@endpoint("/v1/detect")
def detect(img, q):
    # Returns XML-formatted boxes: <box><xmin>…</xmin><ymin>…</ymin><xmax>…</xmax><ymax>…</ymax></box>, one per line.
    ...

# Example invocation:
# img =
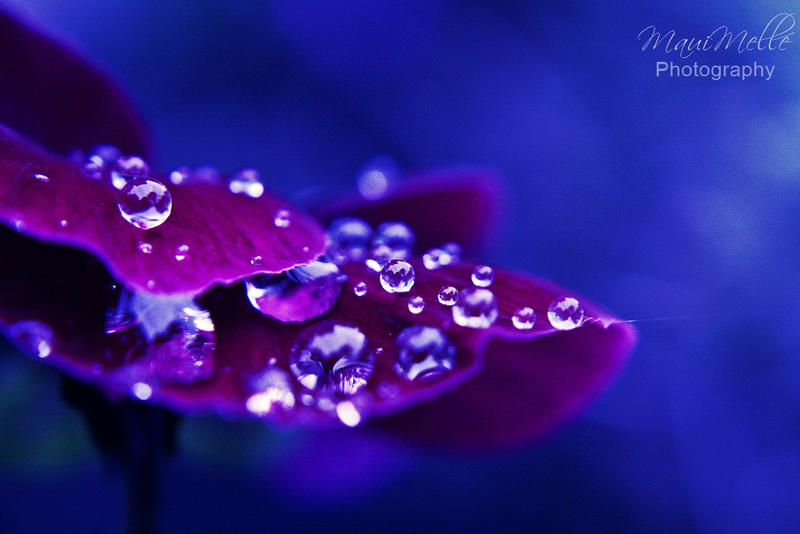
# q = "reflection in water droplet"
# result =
<box><xmin>117</xmin><ymin>178</ymin><xmax>172</xmax><ymax>230</ymax></box>
<box><xmin>245</xmin><ymin>257</ymin><xmax>343</xmax><ymax>322</ymax></box>
<box><xmin>289</xmin><ymin>321</ymin><xmax>375</xmax><ymax>396</ymax></box>
<box><xmin>274</xmin><ymin>209</ymin><xmax>291</xmax><ymax>228</ymax></box>
<box><xmin>547</xmin><ymin>297</ymin><xmax>585</xmax><ymax>330</ymax></box>
<box><xmin>452</xmin><ymin>288</ymin><xmax>499</xmax><ymax>328</ymax></box>
<box><xmin>111</xmin><ymin>155</ymin><xmax>150</xmax><ymax>190</ymax></box>
<box><xmin>437</xmin><ymin>286</ymin><xmax>458</xmax><ymax>306</ymax></box>
<box><xmin>132</xmin><ymin>382</ymin><xmax>153</xmax><ymax>401</ymax></box>
<box><xmin>327</xmin><ymin>217</ymin><xmax>373</xmax><ymax>264</ymax></box>
<box><xmin>395</xmin><ymin>326</ymin><xmax>456</xmax><ymax>381</ymax></box>
<box><xmin>379</xmin><ymin>259</ymin><xmax>415</xmax><ymax>293</ymax></box>
<box><xmin>32</xmin><ymin>172</ymin><xmax>50</xmax><ymax>183</ymax></box>
<box><xmin>353</xmin><ymin>281</ymin><xmax>368</xmax><ymax>297</ymax></box>
<box><xmin>471</xmin><ymin>265</ymin><xmax>494</xmax><ymax>287</ymax></box>
<box><xmin>174</xmin><ymin>244</ymin><xmax>190</xmax><ymax>262</ymax></box>
<box><xmin>512</xmin><ymin>307</ymin><xmax>536</xmax><ymax>330</ymax></box>
<box><xmin>228</xmin><ymin>168</ymin><xmax>264</xmax><ymax>198</ymax></box>
<box><xmin>8</xmin><ymin>320</ymin><xmax>53</xmax><ymax>358</ymax></box>
<box><xmin>246</xmin><ymin>366</ymin><xmax>295</xmax><ymax>416</ymax></box>
<box><xmin>336</xmin><ymin>400</ymin><xmax>362</xmax><ymax>427</ymax></box>
<box><xmin>408</xmin><ymin>295</ymin><xmax>425</xmax><ymax>314</ymax></box>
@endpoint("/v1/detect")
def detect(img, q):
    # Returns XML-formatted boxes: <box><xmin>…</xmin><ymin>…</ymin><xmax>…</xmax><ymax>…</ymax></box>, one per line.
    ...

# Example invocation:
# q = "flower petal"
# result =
<box><xmin>311</xmin><ymin>167</ymin><xmax>502</xmax><ymax>254</ymax></box>
<box><xmin>0</xmin><ymin>8</ymin><xmax>151</xmax><ymax>157</ymax></box>
<box><xmin>0</xmin><ymin>124</ymin><xmax>326</xmax><ymax>294</ymax></box>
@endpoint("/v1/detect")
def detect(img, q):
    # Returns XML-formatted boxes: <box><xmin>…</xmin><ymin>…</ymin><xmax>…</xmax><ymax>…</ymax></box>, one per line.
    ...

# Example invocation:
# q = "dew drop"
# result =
<box><xmin>422</xmin><ymin>247</ymin><xmax>456</xmax><ymax>270</ymax></box>
<box><xmin>174</xmin><ymin>244</ymin><xmax>190</xmax><ymax>262</ymax></box>
<box><xmin>288</xmin><ymin>321</ymin><xmax>375</xmax><ymax>395</ymax></box>
<box><xmin>90</xmin><ymin>144</ymin><xmax>121</xmax><ymax>164</ymax></box>
<box><xmin>512</xmin><ymin>307</ymin><xmax>536</xmax><ymax>330</ymax></box>
<box><xmin>137</xmin><ymin>241</ymin><xmax>153</xmax><ymax>254</ymax></box>
<box><xmin>372</xmin><ymin>221</ymin><xmax>414</xmax><ymax>259</ymax></box>
<box><xmin>452</xmin><ymin>287</ymin><xmax>499</xmax><ymax>329</ymax></box>
<box><xmin>471</xmin><ymin>265</ymin><xmax>494</xmax><ymax>287</ymax></box>
<box><xmin>547</xmin><ymin>297</ymin><xmax>585</xmax><ymax>330</ymax></box>
<box><xmin>379</xmin><ymin>259</ymin><xmax>415</xmax><ymax>293</ymax></box>
<box><xmin>327</xmin><ymin>217</ymin><xmax>373</xmax><ymax>264</ymax></box>
<box><xmin>408</xmin><ymin>295</ymin><xmax>425</xmax><ymax>314</ymax></box>
<box><xmin>8</xmin><ymin>320</ymin><xmax>53</xmax><ymax>358</ymax></box>
<box><xmin>353</xmin><ymin>281</ymin><xmax>368</xmax><ymax>297</ymax></box>
<box><xmin>111</xmin><ymin>155</ymin><xmax>150</xmax><ymax>190</ymax></box>
<box><xmin>437</xmin><ymin>286</ymin><xmax>458</xmax><ymax>306</ymax></box>
<box><xmin>395</xmin><ymin>326</ymin><xmax>456</xmax><ymax>381</ymax></box>
<box><xmin>336</xmin><ymin>400</ymin><xmax>362</xmax><ymax>427</ymax></box>
<box><xmin>228</xmin><ymin>168</ymin><xmax>264</xmax><ymax>198</ymax></box>
<box><xmin>169</xmin><ymin>166</ymin><xmax>191</xmax><ymax>185</ymax></box>
<box><xmin>274</xmin><ymin>209</ymin><xmax>291</xmax><ymax>228</ymax></box>
<box><xmin>442</xmin><ymin>242</ymin><xmax>462</xmax><ymax>262</ymax></box>
<box><xmin>59</xmin><ymin>219</ymin><xmax>68</xmax><ymax>228</ymax></box>
<box><xmin>356</xmin><ymin>156</ymin><xmax>398</xmax><ymax>200</ymax></box>
<box><xmin>250</xmin><ymin>255</ymin><xmax>263</xmax><ymax>266</ymax></box>
<box><xmin>132</xmin><ymin>382</ymin><xmax>153</xmax><ymax>401</ymax></box>
<box><xmin>245</xmin><ymin>366</ymin><xmax>295</xmax><ymax>416</ymax></box>
<box><xmin>32</xmin><ymin>172</ymin><xmax>50</xmax><ymax>183</ymax></box>
<box><xmin>117</xmin><ymin>178</ymin><xmax>172</xmax><ymax>230</ymax></box>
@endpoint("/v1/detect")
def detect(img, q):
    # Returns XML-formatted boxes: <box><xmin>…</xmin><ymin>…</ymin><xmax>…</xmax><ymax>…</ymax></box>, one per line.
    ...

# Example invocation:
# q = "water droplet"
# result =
<box><xmin>442</xmin><ymin>242</ymin><xmax>462</xmax><ymax>262</ymax></box>
<box><xmin>245</xmin><ymin>257</ymin><xmax>343</xmax><ymax>322</ymax></box>
<box><xmin>408</xmin><ymin>296</ymin><xmax>425</xmax><ymax>314</ymax></box>
<box><xmin>356</xmin><ymin>156</ymin><xmax>398</xmax><ymax>200</ymax></box>
<box><xmin>8</xmin><ymin>321</ymin><xmax>53</xmax><ymax>358</ymax></box>
<box><xmin>395</xmin><ymin>326</ymin><xmax>456</xmax><ymax>381</ymax></box>
<box><xmin>82</xmin><ymin>157</ymin><xmax>104</xmax><ymax>180</ymax></box>
<box><xmin>111</xmin><ymin>155</ymin><xmax>150</xmax><ymax>190</ymax></box>
<box><xmin>32</xmin><ymin>172</ymin><xmax>50</xmax><ymax>183</ymax></box>
<box><xmin>471</xmin><ymin>265</ymin><xmax>494</xmax><ymax>287</ymax></box>
<box><xmin>146</xmin><ymin>280</ymin><xmax>156</xmax><ymax>290</ymax></box>
<box><xmin>137</xmin><ymin>241</ymin><xmax>153</xmax><ymax>255</ymax></box>
<box><xmin>336</xmin><ymin>400</ymin><xmax>362</xmax><ymax>427</ymax></box>
<box><xmin>132</xmin><ymin>382</ymin><xmax>153</xmax><ymax>401</ymax></box>
<box><xmin>372</xmin><ymin>221</ymin><xmax>414</xmax><ymax>258</ymax></box>
<box><xmin>228</xmin><ymin>168</ymin><xmax>264</xmax><ymax>198</ymax></box>
<box><xmin>174</xmin><ymin>244</ymin><xmax>190</xmax><ymax>262</ymax></box>
<box><xmin>512</xmin><ymin>307</ymin><xmax>536</xmax><ymax>330</ymax></box>
<box><xmin>437</xmin><ymin>286</ymin><xmax>458</xmax><ymax>306</ymax></box>
<box><xmin>422</xmin><ymin>247</ymin><xmax>455</xmax><ymax>270</ymax></box>
<box><xmin>58</xmin><ymin>219</ymin><xmax>68</xmax><ymax>228</ymax></box>
<box><xmin>274</xmin><ymin>209</ymin><xmax>291</xmax><ymax>228</ymax></box>
<box><xmin>117</xmin><ymin>178</ymin><xmax>172</xmax><ymax>230</ymax></box>
<box><xmin>90</xmin><ymin>144</ymin><xmax>121</xmax><ymax>164</ymax></box>
<box><xmin>169</xmin><ymin>166</ymin><xmax>191</xmax><ymax>185</ymax></box>
<box><xmin>547</xmin><ymin>297</ymin><xmax>585</xmax><ymax>330</ymax></box>
<box><xmin>246</xmin><ymin>366</ymin><xmax>295</xmax><ymax>416</ymax></box>
<box><xmin>327</xmin><ymin>217</ymin><xmax>373</xmax><ymax>264</ymax></box>
<box><xmin>452</xmin><ymin>288</ymin><xmax>499</xmax><ymax>329</ymax></box>
<box><xmin>379</xmin><ymin>259</ymin><xmax>415</xmax><ymax>293</ymax></box>
<box><xmin>353</xmin><ymin>281</ymin><xmax>368</xmax><ymax>297</ymax></box>
<box><xmin>289</xmin><ymin>321</ymin><xmax>375</xmax><ymax>395</ymax></box>
<box><xmin>250</xmin><ymin>255</ymin><xmax>263</xmax><ymax>266</ymax></box>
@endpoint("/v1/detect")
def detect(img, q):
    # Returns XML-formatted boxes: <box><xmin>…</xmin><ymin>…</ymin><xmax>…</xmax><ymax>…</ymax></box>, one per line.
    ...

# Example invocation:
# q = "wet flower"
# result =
<box><xmin>0</xmin><ymin>9</ymin><xmax>636</xmax><ymax>450</ymax></box>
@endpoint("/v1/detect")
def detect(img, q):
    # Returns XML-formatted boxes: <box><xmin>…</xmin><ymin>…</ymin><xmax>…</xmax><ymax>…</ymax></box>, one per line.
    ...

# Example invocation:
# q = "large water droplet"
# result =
<box><xmin>452</xmin><ymin>288</ymin><xmax>499</xmax><ymax>329</ymax></box>
<box><xmin>379</xmin><ymin>259</ymin><xmax>415</xmax><ymax>293</ymax></box>
<box><xmin>395</xmin><ymin>326</ymin><xmax>456</xmax><ymax>381</ymax></box>
<box><xmin>512</xmin><ymin>307</ymin><xmax>536</xmax><ymax>330</ymax></box>
<box><xmin>471</xmin><ymin>265</ymin><xmax>494</xmax><ymax>287</ymax></box>
<box><xmin>288</xmin><ymin>321</ymin><xmax>375</xmax><ymax>395</ymax></box>
<box><xmin>111</xmin><ymin>155</ymin><xmax>150</xmax><ymax>190</ymax></box>
<box><xmin>353</xmin><ymin>281</ymin><xmax>368</xmax><ymax>297</ymax></box>
<box><xmin>408</xmin><ymin>295</ymin><xmax>425</xmax><ymax>314</ymax></box>
<box><xmin>437</xmin><ymin>286</ymin><xmax>458</xmax><ymax>306</ymax></box>
<box><xmin>246</xmin><ymin>366</ymin><xmax>296</xmax><ymax>416</ymax></box>
<box><xmin>117</xmin><ymin>178</ymin><xmax>172</xmax><ymax>230</ymax></box>
<box><xmin>228</xmin><ymin>168</ymin><xmax>264</xmax><ymax>198</ymax></box>
<box><xmin>8</xmin><ymin>320</ymin><xmax>53</xmax><ymax>358</ymax></box>
<box><xmin>327</xmin><ymin>217</ymin><xmax>373</xmax><ymax>264</ymax></box>
<box><xmin>245</xmin><ymin>257</ymin><xmax>343</xmax><ymax>322</ymax></box>
<box><xmin>547</xmin><ymin>297</ymin><xmax>585</xmax><ymax>330</ymax></box>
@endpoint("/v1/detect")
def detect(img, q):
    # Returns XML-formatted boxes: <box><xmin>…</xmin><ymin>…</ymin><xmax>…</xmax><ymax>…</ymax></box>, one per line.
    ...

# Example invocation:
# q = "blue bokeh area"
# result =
<box><xmin>2</xmin><ymin>1</ymin><xmax>800</xmax><ymax>532</ymax></box>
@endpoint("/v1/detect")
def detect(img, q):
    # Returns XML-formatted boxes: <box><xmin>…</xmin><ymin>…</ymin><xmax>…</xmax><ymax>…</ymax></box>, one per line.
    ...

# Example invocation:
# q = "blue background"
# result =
<box><xmin>1</xmin><ymin>1</ymin><xmax>799</xmax><ymax>532</ymax></box>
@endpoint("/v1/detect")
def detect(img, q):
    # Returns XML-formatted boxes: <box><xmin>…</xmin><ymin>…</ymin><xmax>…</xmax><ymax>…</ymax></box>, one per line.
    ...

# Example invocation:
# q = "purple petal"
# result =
<box><xmin>0</xmin><ymin>124</ymin><xmax>326</xmax><ymax>295</ymax></box>
<box><xmin>312</xmin><ymin>167</ymin><xmax>502</xmax><ymax>254</ymax></box>
<box><xmin>0</xmin><ymin>8</ymin><xmax>152</xmax><ymax>157</ymax></box>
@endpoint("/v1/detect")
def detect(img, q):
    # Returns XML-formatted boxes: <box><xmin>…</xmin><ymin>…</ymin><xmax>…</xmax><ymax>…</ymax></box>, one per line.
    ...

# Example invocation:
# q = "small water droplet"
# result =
<box><xmin>137</xmin><ymin>241</ymin><xmax>153</xmax><ymax>254</ymax></box>
<box><xmin>58</xmin><ymin>219</ymin><xmax>68</xmax><ymax>228</ymax></box>
<box><xmin>174</xmin><ymin>244</ymin><xmax>190</xmax><ymax>262</ymax></box>
<box><xmin>132</xmin><ymin>382</ymin><xmax>153</xmax><ymax>400</ymax></box>
<box><xmin>111</xmin><ymin>155</ymin><xmax>150</xmax><ymax>190</ymax></box>
<box><xmin>250</xmin><ymin>255</ymin><xmax>263</xmax><ymax>266</ymax></box>
<box><xmin>372</xmin><ymin>221</ymin><xmax>414</xmax><ymax>259</ymax></box>
<box><xmin>327</xmin><ymin>217</ymin><xmax>373</xmax><ymax>264</ymax></box>
<box><xmin>336</xmin><ymin>400</ymin><xmax>362</xmax><ymax>427</ymax></box>
<box><xmin>274</xmin><ymin>209</ymin><xmax>291</xmax><ymax>228</ymax></box>
<box><xmin>117</xmin><ymin>178</ymin><xmax>172</xmax><ymax>230</ymax></box>
<box><xmin>422</xmin><ymin>247</ymin><xmax>455</xmax><ymax>270</ymax></box>
<box><xmin>146</xmin><ymin>280</ymin><xmax>156</xmax><ymax>290</ymax></box>
<box><xmin>90</xmin><ymin>144</ymin><xmax>121</xmax><ymax>164</ymax></box>
<box><xmin>452</xmin><ymin>288</ymin><xmax>499</xmax><ymax>329</ymax></box>
<box><xmin>356</xmin><ymin>156</ymin><xmax>398</xmax><ymax>200</ymax></box>
<box><xmin>408</xmin><ymin>295</ymin><xmax>425</xmax><ymax>314</ymax></box>
<box><xmin>512</xmin><ymin>307</ymin><xmax>536</xmax><ymax>330</ymax></box>
<box><xmin>82</xmin><ymin>157</ymin><xmax>104</xmax><ymax>180</ymax></box>
<box><xmin>379</xmin><ymin>259</ymin><xmax>415</xmax><ymax>293</ymax></box>
<box><xmin>353</xmin><ymin>281</ymin><xmax>368</xmax><ymax>297</ymax></box>
<box><xmin>289</xmin><ymin>321</ymin><xmax>375</xmax><ymax>395</ymax></box>
<box><xmin>8</xmin><ymin>321</ymin><xmax>53</xmax><ymax>358</ymax></box>
<box><xmin>395</xmin><ymin>326</ymin><xmax>456</xmax><ymax>381</ymax></box>
<box><xmin>471</xmin><ymin>265</ymin><xmax>494</xmax><ymax>287</ymax></box>
<box><xmin>442</xmin><ymin>242</ymin><xmax>462</xmax><ymax>262</ymax></box>
<box><xmin>32</xmin><ymin>172</ymin><xmax>50</xmax><ymax>183</ymax></box>
<box><xmin>437</xmin><ymin>286</ymin><xmax>458</xmax><ymax>306</ymax></box>
<box><xmin>246</xmin><ymin>366</ymin><xmax>295</xmax><ymax>416</ymax></box>
<box><xmin>228</xmin><ymin>168</ymin><xmax>264</xmax><ymax>198</ymax></box>
<box><xmin>169</xmin><ymin>166</ymin><xmax>191</xmax><ymax>185</ymax></box>
<box><xmin>547</xmin><ymin>297</ymin><xmax>584</xmax><ymax>330</ymax></box>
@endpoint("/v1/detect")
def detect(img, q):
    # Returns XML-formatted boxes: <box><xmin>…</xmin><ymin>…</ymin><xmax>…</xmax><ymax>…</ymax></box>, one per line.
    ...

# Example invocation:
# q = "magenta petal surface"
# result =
<box><xmin>0</xmin><ymin>124</ymin><xmax>326</xmax><ymax>294</ymax></box>
<box><xmin>0</xmin><ymin>9</ymin><xmax>151</xmax><ymax>157</ymax></box>
<box><xmin>312</xmin><ymin>167</ymin><xmax>502</xmax><ymax>254</ymax></box>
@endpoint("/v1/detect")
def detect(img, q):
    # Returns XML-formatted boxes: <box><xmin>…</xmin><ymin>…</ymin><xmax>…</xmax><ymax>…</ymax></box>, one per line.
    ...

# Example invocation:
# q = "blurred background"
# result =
<box><xmin>1</xmin><ymin>1</ymin><xmax>799</xmax><ymax>532</ymax></box>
